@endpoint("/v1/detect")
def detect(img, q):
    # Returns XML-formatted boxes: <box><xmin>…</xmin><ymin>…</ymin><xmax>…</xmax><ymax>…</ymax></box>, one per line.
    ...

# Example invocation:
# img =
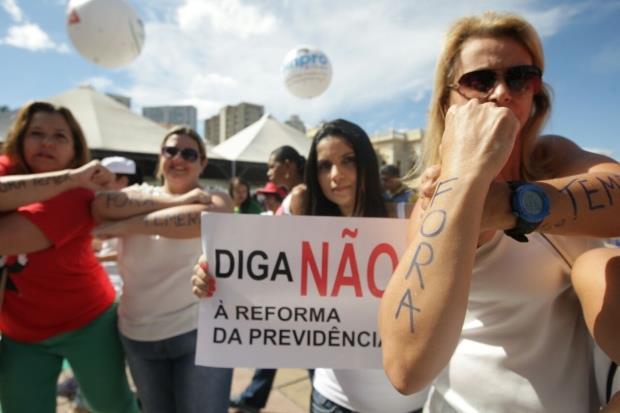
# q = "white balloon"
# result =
<box><xmin>66</xmin><ymin>0</ymin><xmax>145</xmax><ymax>69</ymax></box>
<box><xmin>282</xmin><ymin>46</ymin><xmax>332</xmax><ymax>99</ymax></box>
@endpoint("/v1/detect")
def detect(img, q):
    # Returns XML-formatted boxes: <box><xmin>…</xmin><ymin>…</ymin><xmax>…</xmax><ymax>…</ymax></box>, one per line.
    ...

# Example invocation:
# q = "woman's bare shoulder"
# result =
<box><xmin>534</xmin><ymin>135</ymin><xmax>618</xmax><ymax>177</ymax></box>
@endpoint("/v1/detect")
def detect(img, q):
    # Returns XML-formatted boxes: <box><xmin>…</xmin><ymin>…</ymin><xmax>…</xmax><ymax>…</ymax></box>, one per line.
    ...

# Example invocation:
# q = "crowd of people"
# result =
<box><xmin>0</xmin><ymin>10</ymin><xmax>618</xmax><ymax>413</ymax></box>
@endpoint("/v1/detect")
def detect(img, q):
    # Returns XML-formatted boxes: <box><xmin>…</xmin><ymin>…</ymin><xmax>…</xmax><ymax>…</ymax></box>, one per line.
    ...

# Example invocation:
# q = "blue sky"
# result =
<box><xmin>1</xmin><ymin>0</ymin><xmax>619</xmax><ymax>157</ymax></box>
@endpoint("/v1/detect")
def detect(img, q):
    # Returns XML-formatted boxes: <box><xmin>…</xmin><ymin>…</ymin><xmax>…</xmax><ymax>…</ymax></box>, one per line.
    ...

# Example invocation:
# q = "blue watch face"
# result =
<box><xmin>522</xmin><ymin>191</ymin><xmax>543</xmax><ymax>215</ymax></box>
<box><xmin>516</xmin><ymin>185</ymin><xmax>549</xmax><ymax>222</ymax></box>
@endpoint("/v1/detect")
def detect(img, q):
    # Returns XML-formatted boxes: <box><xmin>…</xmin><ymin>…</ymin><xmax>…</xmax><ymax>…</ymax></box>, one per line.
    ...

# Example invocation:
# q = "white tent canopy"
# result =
<box><xmin>211</xmin><ymin>113</ymin><xmax>311</xmax><ymax>164</ymax></box>
<box><xmin>46</xmin><ymin>86</ymin><xmax>167</xmax><ymax>155</ymax></box>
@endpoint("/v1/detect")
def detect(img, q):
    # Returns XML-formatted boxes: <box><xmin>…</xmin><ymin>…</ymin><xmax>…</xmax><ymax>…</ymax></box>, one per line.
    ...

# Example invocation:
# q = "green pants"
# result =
<box><xmin>0</xmin><ymin>303</ymin><xmax>139</xmax><ymax>413</ymax></box>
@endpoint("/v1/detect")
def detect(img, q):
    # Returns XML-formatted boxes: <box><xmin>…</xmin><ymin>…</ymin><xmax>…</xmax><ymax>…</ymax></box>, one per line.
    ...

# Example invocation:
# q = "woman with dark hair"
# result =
<box><xmin>303</xmin><ymin>119</ymin><xmax>386</xmax><ymax>218</ymax></box>
<box><xmin>267</xmin><ymin>145</ymin><xmax>305</xmax><ymax>215</ymax></box>
<box><xmin>0</xmin><ymin>102</ymin><xmax>209</xmax><ymax>413</ymax></box>
<box><xmin>299</xmin><ymin>119</ymin><xmax>426</xmax><ymax>413</ymax></box>
<box><xmin>194</xmin><ymin>119</ymin><xmax>427</xmax><ymax>413</ymax></box>
<box><xmin>229</xmin><ymin>176</ymin><xmax>262</xmax><ymax>214</ymax></box>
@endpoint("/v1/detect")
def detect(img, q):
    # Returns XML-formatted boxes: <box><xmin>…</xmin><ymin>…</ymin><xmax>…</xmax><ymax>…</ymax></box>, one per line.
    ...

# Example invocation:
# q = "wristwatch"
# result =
<box><xmin>504</xmin><ymin>181</ymin><xmax>550</xmax><ymax>243</ymax></box>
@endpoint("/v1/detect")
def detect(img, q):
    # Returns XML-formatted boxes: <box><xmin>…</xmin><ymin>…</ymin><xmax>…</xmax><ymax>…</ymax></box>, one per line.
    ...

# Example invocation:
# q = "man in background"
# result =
<box><xmin>380</xmin><ymin>164</ymin><xmax>417</xmax><ymax>218</ymax></box>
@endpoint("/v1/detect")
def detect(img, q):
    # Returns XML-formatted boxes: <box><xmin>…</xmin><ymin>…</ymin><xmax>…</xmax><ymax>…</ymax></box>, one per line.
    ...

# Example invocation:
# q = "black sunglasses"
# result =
<box><xmin>161</xmin><ymin>146</ymin><xmax>200</xmax><ymax>162</ymax></box>
<box><xmin>449</xmin><ymin>65</ymin><xmax>542</xmax><ymax>99</ymax></box>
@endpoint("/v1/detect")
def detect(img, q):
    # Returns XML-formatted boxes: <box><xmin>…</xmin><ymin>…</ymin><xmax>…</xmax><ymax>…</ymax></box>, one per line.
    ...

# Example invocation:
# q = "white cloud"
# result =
<box><xmin>1</xmin><ymin>0</ymin><xmax>23</xmax><ymax>22</ymax></box>
<box><xmin>120</xmin><ymin>1</ymin><xmax>592</xmax><ymax>128</ymax></box>
<box><xmin>0</xmin><ymin>0</ymin><xmax>69</xmax><ymax>53</ymax></box>
<box><xmin>2</xmin><ymin>23</ymin><xmax>55</xmax><ymax>51</ymax></box>
<box><xmin>177</xmin><ymin>0</ymin><xmax>277</xmax><ymax>37</ymax></box>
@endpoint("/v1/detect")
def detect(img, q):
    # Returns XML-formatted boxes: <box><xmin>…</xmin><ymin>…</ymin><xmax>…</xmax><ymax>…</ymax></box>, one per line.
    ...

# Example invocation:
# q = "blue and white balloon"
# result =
<box><xmin>282</xmin><ymin>46</ymin><xmax>332</xmax><ymax>99</ymax></box>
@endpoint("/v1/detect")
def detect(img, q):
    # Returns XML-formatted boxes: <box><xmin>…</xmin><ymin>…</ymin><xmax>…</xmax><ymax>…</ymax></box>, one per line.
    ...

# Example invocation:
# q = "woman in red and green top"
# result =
<box><xmin>0</xmin><ymin>101</ymin><xmax>211</xmax><ymax>413</ymax></box>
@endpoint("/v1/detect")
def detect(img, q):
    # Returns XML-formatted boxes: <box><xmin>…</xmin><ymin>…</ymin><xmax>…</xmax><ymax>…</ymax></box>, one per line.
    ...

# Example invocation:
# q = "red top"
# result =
<box><xmin>0</xmin><ymin>156</ymin><xmax>115</xmax><ymax>342</ymax></box>
<box><xmin>0</xmin><ymin>154</ymin><xmax>14</xmax><ymax>175</ymax></box>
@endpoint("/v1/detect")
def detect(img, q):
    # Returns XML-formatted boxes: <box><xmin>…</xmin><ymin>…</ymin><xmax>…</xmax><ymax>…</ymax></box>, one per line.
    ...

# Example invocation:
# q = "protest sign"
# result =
<box><xmin>196</xmin><ymin>213</ymin><xmax>407</xmax><ymax>368</ymax></box>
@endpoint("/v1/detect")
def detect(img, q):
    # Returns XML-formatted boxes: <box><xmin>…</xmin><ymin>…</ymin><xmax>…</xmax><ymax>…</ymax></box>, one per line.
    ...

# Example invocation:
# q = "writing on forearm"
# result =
<box><xmin>105</xmin><ymin>192</ymin><xmax>156</xmax><ymax>208</ymax></box>
<box><xmin>145</xmin><ymin>212</ymin><xmax>201</xmax><ymax>228</ymax></box>
<box><xmin>394</xmin><ymin>177</ymin><xmax>456</xmax><ymax>333</ymax></box>
<box><xmin>32</xmin><ymin>173</ymin><xmax>70</xmax><ymax>187</ymax></box>
<box><xmin>0</xmin><ymin>180</ymin><xmax>27</xmax><ymax>193</ymax></box>
<box><xmin>560</xmin><ymin>174</ymin><xmax>620</xmax><ymax>217</ymax></box>
<box><xmin>0</xmin><ymin>173</ymin><xmax>71</xmax><ymax>193</ymax></box>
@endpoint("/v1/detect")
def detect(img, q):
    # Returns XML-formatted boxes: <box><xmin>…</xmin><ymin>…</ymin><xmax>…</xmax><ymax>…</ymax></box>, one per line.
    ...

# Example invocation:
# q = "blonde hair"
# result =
<box><xmin>419</xmin><ymin>11</ymin><xmax>552</xmax><ymax>180</ymax></box>
<box><xmin>2</xmin><ymin>101</ymin><xmax>90</xmax><ymax>174</ymax></box>
<box><xmin>155</xmin><ymin>125</ymin><xmax>207</xmax><ymax>181</ymax></box>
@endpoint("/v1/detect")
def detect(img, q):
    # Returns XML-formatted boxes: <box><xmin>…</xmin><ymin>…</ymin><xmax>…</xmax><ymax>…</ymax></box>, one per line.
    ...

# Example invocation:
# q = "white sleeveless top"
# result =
<box><xmin>426</xmin><ymin>232</ymin><xmax>602</xmax><ymax>412</ymax></box>
<box><xmin>314</xmin><ymin>368</ymin><xmax>428</xmax><ymax>412</ymax></box>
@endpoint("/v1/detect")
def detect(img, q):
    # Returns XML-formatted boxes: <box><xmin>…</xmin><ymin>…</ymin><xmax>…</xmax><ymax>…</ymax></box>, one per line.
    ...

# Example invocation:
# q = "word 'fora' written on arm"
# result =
<box><xmin>104</xmin><ymin>192</ymin><xmax>156</xmax><ymax>209</ymax></box>
<box><xmin>394</xmin><ymin>177</ymin><xmax>457</xmax><ymax>333</ymax></box>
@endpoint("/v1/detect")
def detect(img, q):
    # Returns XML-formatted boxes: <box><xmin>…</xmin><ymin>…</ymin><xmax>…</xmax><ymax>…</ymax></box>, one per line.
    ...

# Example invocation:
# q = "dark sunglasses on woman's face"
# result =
<box><xmin>161</xmin><ymin>146</ymin><xmax>200</xmax><ymax>162</ymax></box>
<box><xmin>449</xmin><ymin>65</ymin><xmax>542</xmax><ymax>100</ymax></box>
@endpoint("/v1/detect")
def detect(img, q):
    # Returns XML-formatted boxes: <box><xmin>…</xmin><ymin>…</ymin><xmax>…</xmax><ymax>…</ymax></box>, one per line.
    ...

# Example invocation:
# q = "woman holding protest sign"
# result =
<box><xmin>193</xmin><ymin>118</ymin><xmax>428</xmax><ymax>413</ymax></box>
<box><xmin>379</xmin><ymin>11</ymin><xmax>620</xmax><ymax>411</ymax></box>
<box><xmin>300</xmin><ymin>119</ymin><xmax>427</xmax><ymax>413</ymax></box>
<box><xmin>94</xmin><ymin>125</ymin><xmax>234</xmax><ymax>413</ymax></box>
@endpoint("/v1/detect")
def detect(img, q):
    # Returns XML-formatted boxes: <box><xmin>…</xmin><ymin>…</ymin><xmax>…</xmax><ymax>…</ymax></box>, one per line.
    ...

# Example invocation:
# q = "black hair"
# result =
<box><xmin>380</xmin><ymin>164</ymin><xmax>401</xmax><ymax>178</ymax></box>
<box><xmin>271</xmin><ymin>145</ymin><xmax>306</xmax><ymax>178</ymax></box>
<box><xmin>303</xmin><ymin>119</ymin><xmax>387</xmax><ymax>218</ymax></box>
<box><xmin>229</xmin><ymin>176</ymin><xmax>254</xmax><ymax>213</ymax></box>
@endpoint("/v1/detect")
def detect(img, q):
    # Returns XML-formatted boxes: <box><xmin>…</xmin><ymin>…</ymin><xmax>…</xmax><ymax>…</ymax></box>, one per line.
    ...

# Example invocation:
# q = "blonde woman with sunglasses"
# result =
<box><xmin>94</xmin><ymin>126</ymin><xmax>234</xmax><ymax>413</ymax></box>
<box><xmin>379</xmin><ymin>12</ymin><xmax>620</xmax><ymax>412</ymax></box>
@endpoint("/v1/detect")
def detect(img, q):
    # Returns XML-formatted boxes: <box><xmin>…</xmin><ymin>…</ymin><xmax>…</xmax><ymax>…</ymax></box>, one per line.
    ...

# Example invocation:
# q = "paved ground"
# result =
<box><xmin>56</xmin><ymin>367</ymin><xmax>311</xmax><ymax>413</ymax></box>
<box><xmin>228</xmin><ymin>368</ymin><xmax>311</xmax><ymax>413</ymax></box>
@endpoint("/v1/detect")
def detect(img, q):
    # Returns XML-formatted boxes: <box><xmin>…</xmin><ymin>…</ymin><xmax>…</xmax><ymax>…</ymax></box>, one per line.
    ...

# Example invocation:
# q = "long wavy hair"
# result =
<box><xmin>303</xmin><ymin>119</ymin><xmax>387</xmax><ymax>218</ymax></box>
<box><xmin>2</xmin><ymin>101</ymin><xmax>90</xmax><ymax>174</ymax></box>
<box><xmin>419</xmin><ymin>11</ymin><xmax>552</xmax><ymax>181</ymax></box>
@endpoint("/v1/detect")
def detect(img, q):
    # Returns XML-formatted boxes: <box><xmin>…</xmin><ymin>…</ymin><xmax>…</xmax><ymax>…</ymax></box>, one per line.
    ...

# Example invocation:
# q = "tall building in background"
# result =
<box><xmin>285</xmin><ymin>114</ymin><xmax>306</xmax><ymax>133</ymax></box>
<box><xmin>205</xmin><ymin>102</ymin><xmax>264</xmax><ymax>145</ymax></box>
<box><xmin>204</xmin><ymin>115</ymin><xmax>220</xmax><ymax>145</ymax></box>
<box><xmin>142</xmin><ymin>105</ymin><xmax>197</xmax><ymax>130</ymax></box>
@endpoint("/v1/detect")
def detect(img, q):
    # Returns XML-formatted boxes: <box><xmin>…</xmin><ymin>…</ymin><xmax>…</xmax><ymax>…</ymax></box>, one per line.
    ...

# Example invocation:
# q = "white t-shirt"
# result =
<box><xmin>116</xmin><ymin>183</ymin><xmax>202</xmax><ymax>341</ymax></box>
<box><xmin>314</xmin><ymin>368</ymin><xmax>428</xmax><ymax>412</ymax></box>
<box><xmin>425</xmin><ymin>232</ymin><xmax>602</xmax><ymax>412</ymax></box>
<box><xmin>98</xmin><ymin>238</ymin><xmax>123</xmax><ymax>297</ymax></box>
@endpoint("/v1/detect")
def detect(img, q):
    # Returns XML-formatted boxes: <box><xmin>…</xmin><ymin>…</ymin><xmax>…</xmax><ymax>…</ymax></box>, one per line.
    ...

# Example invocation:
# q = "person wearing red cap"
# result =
<box><xmin>256</xmin><ymin>182</ymin><xmax>288</xmax><ymax>215</ymax></box>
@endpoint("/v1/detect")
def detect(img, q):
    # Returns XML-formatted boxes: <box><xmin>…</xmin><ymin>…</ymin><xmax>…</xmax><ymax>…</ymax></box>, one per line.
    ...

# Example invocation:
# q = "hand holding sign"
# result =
<box><xmin>192</xmin><ymin>255</ymin><xmax>215</xmax><ymax>298</ymax></box>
